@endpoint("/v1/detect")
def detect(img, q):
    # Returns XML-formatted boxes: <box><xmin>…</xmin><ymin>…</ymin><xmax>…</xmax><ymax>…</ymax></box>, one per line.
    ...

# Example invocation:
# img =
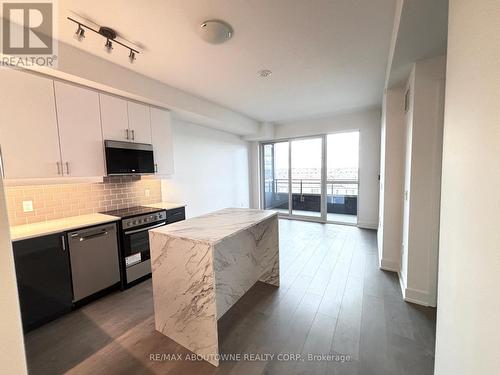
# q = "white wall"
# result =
<box><xmin>435</xmin><ymin>0</ymin><xmax>500</xmax><ymax>373</ymax></box>
<box><xmin>273</xmin><ymin>108</ymin><xmax>381</xmax><ymax>228</ymax></box>
<box><xmin>0</xmin><ymin>179</ymin><xmax>27</xmax><ymax>374</ymax></box>
<box><xmin>28</xmin><ymin>42</ymin><xmax>259</xmax><ymax>135</ymax></box>
<box><xmin>161</xmin><ymin>119</ymin><xmax>250</xmax><ymax>218</ymax></box>
<box><xmin>378</xmin><ymin>86</ymin><xmax>405</xmax><ymax>272</ymax></box>
<box><xmin>403</xmin><ymin>55</ymin><xmax>446</xmax><ymax>307</ymax></box>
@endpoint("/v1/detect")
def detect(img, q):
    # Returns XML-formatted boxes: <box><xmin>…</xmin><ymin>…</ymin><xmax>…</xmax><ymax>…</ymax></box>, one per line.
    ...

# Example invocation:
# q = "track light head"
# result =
<box><xmin>105</xmin><ymin>39</ymin><xmax>113</xmax><ymax>52</ymax></box>
<box><xmin>74</xmin><ymin>25</ymin><xmax>85</xmax><ymax>41</ymax></box>
<box><xmin>129</xmin><ymin>49</ymin><xmax>136</xmax><ymax>63</ymax></box>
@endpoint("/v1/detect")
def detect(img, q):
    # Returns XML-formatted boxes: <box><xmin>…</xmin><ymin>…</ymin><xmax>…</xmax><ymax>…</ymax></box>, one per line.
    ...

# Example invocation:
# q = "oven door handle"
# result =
<box><xmin>124</xmin><ymin>221</ymin><xmax>166</xmax><ymax>235</ymax></box>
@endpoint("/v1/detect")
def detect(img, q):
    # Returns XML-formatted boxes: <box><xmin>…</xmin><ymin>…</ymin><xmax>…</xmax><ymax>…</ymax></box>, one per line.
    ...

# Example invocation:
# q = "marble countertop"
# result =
<box><xmin>143</xmin><ymin>202</ymin><xmax>186</xmax><ymax>210</ymax></box>
<box><xmin>150</xmin><ymin>208</ymin><xmax>277</xmax><ymax>244</ymax></box>
<box><xmin>10</xmin><ymin>213</ymin><xmax>119</xmax><ymax>242</ymax></box>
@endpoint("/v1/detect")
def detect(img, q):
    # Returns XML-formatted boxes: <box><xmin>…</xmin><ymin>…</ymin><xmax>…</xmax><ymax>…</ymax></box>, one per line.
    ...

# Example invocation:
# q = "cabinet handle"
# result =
<box><xmin>65</xmin><ymin>162</ymin><xmax>70</xmax><ymax>175</ymax></box>
<box><xmin>131</xmin><ymin>129</ymin><xmax>135</xmax><ymax>141</ymax></box>
<box><xmin>154</xmin><ymin>163</ymin><xmax>158</xmax><ymax>173</ymax></box>
<box><xmin>0</xmin><ymin>144</ymin><xmax>5</xmax><ymax>178</ymax></box>
<box><xmin>61</xmin><ymin>235</ymin><xmax>66</xmax><ymax>251</ymax></box>
<box><xmin>56</xmin><ymin>161</ymin><xmax>61</xmax><ymax>175</ymax></box>
<box><xmin>126</xmin><ymin>128</ymin><xmax>129</xmax><ymax>140</ymax></box>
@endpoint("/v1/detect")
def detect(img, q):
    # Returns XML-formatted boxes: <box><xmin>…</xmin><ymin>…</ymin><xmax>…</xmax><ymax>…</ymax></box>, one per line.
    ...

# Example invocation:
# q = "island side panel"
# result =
<box><xmin>214</xmin><ymin>215</ymin><xmax>280</xmax><ymax>319</ymax></box>
<box><xmin>149</xmin><ymin>232</ymin><xmax>220</xmax><ymax>366</ymax></box>
<box><xmin>255</xmin><ymin>215</ymin><xmax>280</xmax><ymax>286</ymax></box>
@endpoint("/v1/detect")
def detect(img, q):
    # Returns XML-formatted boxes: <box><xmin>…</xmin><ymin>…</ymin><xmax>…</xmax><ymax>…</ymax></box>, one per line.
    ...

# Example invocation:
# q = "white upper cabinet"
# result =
<box><xmin>99</xmin><ymin>93</ymin><xmax>129</xmax><ymax>142</ymax></box>
<box><xmin>150</xmin><ymin>107</ymin><xmax>174</xmax><ymax>176</ymax></box>
<box><xmin>127</xmin><ymin>101</ymin><xmax>152</xmax><ymax>144</ymax></box>
<box><xmin>0</xmin><ymin>68</ymin><xmax>62</xmax><ymax>179</ymax></box>
<box><xmin>54</xmin><ymin>81</ymin><xmax>105</xmax><ymax>177</ymax></box>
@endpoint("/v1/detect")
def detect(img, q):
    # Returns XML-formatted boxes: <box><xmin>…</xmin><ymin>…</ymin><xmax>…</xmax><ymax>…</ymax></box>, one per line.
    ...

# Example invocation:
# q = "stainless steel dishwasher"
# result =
<box><xmin>68</xmin><ymin>223</ymin><xmax>121</xmax><ymax>302</ymax></box>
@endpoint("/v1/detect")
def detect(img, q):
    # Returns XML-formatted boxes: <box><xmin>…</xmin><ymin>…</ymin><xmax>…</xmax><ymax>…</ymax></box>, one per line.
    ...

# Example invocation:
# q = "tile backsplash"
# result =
<box><xmin>5</xmin><ymin>176</ymin><xmax>162</xmax><ymax>226</ymax></box>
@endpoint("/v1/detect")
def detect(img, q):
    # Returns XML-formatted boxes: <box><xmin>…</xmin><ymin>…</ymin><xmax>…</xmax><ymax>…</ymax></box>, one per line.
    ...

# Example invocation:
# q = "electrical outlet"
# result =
<box><xmin>22</xmin><ymin>200</ymin><xmax>34</xmax><ymax>213</ymax></box>
<box><xmin>145</xmin><ymin>189</ymin><xmax>150</xmax><ymax>197</ymax></box>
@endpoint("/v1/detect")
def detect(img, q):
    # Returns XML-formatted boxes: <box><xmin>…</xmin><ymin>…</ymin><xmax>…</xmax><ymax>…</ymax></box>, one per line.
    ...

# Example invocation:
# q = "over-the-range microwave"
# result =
<box><xmin>104</xmin><ymin>140</ymin><xmax>155</xmax><ymax>176</ymax></box>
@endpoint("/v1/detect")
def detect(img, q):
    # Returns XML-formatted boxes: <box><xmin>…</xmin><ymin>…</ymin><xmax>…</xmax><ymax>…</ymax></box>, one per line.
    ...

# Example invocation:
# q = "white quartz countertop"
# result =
<box><xmin>10</xmin><ymin>213</ymin><xmax>119</xmax><ymax>242</ymax></box>
<box><xmin>150</xmin><ymin>208</ymin><xmax>277</xmax><ymax>244</ymax></box>
<box><xmin>143</xmin><ymin>202</ymin><xmax>186</xmax><ymax>210</ymax></box>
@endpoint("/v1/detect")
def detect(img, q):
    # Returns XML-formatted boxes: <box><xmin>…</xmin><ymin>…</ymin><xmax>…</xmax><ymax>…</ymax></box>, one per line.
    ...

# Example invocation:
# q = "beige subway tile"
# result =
<box><xmin>10</xmin><ymin>217</ymin><xmax>27</xmax><ymax>226</ymax></box>
<box><xmin>26</xmin><ymin>216</ymin><xmax>45</xmax><ymax>224</ymax></box>
<box><xmin>46</xmin><ymin>212</ymin><xmax>64</xmax><ymax>220</ymax></box>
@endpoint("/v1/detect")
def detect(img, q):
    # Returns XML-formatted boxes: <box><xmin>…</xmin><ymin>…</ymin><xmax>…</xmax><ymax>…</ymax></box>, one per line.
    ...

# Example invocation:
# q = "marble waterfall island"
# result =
<box><xmin>149</xmin><ymin>208</ymin><xmax>279</xmax><ymax>366</ymax></box>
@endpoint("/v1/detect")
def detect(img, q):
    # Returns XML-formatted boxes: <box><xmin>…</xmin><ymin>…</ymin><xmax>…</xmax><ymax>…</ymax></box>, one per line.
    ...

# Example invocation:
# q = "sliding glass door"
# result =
<box><xmin>290</xmin><ymin>137</ymin><xmax>324</xmax><ymax>218</ymax></box>
<box><xmin>326</xmin><ymin>132</ymin><xmax>359</xmax><ymax>224</ymax></box>
<box><xmin>262</xmin><ymin>136</ymin><xmax>325</xmax><ymax>222</ymax></box>
<box><xmin>261</xmin><ymin>131</ymin><xmax>359</xmax><ymax>225</ymax></box>
<box><xmin>262</xmin><ymin>142</ymin><xmax>289</xmax><ymax>214</ymax></box>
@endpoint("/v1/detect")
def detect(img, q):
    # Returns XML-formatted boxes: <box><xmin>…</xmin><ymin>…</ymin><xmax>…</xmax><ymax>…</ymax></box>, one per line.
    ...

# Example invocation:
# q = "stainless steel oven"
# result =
<box><xmin>119</xmin><ymin>210</ymin><xmax>167</xmax><ymax>287</ymax></box>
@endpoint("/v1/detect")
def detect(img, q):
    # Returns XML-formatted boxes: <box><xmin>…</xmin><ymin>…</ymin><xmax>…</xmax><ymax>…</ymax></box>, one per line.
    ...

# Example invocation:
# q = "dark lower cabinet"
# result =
<box><xmin>166</xmin><ymin>206</ymin><xmax>185</xmax><ymax>224</ymax></box>
<box><xmin>12</xmin><ymin>233</ymin><xmax>73</xmax><ymax>333</ymax></box>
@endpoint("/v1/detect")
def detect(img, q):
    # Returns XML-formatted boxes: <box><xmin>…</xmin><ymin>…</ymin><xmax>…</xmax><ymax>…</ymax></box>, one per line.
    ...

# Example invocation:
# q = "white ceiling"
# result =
<box><xmin>57</xmin><ymin>0</ymin><xmax>396</xmax><ymax>123</ymax></box>
<box><xmin>388</xmin><ymin>0</ymin><xmax>448</xmax><ymax>87</ymax></box>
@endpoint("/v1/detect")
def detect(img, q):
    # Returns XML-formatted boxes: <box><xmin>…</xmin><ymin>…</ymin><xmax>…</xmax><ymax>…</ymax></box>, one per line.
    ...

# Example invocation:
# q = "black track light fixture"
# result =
<box><xmin>74</xmin><ymin>24</ymin><xmax>85</xmax><ymax>41</ymax></box>
<box><xmin>105</xmin><ymin>39</ymin><xmax>113</xmax><ymax>52</ymax></box>
<box><xmin>129</xmin><ymin>49</ymin><xmax>136</xmax><ymax>63</ymax></box>
<box><xmin>67</xmin><ymin>17</ymin><xmax>140</xmax><ymax>62</ymax></box>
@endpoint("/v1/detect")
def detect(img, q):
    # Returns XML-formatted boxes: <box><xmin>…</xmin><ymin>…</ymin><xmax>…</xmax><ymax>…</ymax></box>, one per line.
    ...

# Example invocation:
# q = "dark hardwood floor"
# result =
<box><xmin>25</xmin><ymin>219</ymin><xmax>436</xmax><ymax>375</ymax></box>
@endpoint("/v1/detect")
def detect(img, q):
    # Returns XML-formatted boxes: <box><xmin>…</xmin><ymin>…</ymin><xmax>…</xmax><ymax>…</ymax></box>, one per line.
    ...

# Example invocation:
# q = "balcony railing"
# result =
<box><xmin>264</xmin><ymin>178</ymin><xmax>358</xmax><ymax>196</ymax></box>
<box><xmin>263</xmin><ymin>178</ymin><xmax>358</xmax><ymax>215</ymax></box>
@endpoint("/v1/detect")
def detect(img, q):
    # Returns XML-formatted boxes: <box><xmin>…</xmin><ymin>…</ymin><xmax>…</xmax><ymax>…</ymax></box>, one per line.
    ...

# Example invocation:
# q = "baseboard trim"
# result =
<box><xmin>400</xmin><ymin>282</ymin><xmax>432</xmax><ymax>307</ymax></box>
<box><xmin>379</xmin><ymin>258</ymin><xmax>399</xmax><ymax>272</ymax></box>
<box><xmin>357</xmin><ymin>221</ymin><xmax>378</xmax><ymax>230</ymax></box>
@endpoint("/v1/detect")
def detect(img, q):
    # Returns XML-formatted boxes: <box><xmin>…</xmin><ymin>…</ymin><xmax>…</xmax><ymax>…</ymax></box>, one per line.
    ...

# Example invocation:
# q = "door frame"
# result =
<box><xmin>260</xmin><ymin>135</ymin><xmax>326</xmax><ymax>223</ymax></box>
<box><xmin>260</xmin><ymin>130</ymin><xmax>360</xmax><ymax>226</ymax></box>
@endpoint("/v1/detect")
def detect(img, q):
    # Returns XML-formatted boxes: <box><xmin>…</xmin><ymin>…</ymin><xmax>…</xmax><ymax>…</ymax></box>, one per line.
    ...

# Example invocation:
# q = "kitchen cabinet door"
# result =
<box><xmin>99</xmin><ymin>93</ymin><xmax>130</xmax><ymax>142</ymax></box>
<box><xmin>127</xmin><ymin>101</ymin><xmax>152</xmax><ymax>144</ymax></box>
<box><xmin>13</xmin><ymin>233</ymin><xmax>73</xmax><ymax>332</ymax></box>
<box><xmin>54</xmin><ymin>81</ymin><xmax>105</xmax><ymax>177</ymax></box>
<box><xmin>150</xmin><ymin>107</ymin><xmax>174</xmax><ymax>175</ymax></box>
<box><xmin>0</xmin><ymin>68</ymin><xmax>62</xmax><ymax>178</ymax></box>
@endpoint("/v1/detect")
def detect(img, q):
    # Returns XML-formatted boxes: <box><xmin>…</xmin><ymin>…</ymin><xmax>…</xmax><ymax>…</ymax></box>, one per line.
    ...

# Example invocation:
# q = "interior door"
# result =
<box><xmin>401</xmin><ymin>87</ymin><xmax>413</xmax><ymax>280</ymax></box>
<box><xmin>127</xmin><ymin>101</ymin><xmax>152</xmax><ymax>144</ymax></box>
<box><xmin>290</xmin><ymin>137</ymin><xmax>324</xmax><ymax>220</ymax></box>
<box><xmin>0</xmin><ymin>68</ymin><xmax>62</xmax><ymax>178</ymax></box>
<box><xmin>54</xmin><ymin>81</ymin><xmax>105</xmax><ymax>177</ymax></box>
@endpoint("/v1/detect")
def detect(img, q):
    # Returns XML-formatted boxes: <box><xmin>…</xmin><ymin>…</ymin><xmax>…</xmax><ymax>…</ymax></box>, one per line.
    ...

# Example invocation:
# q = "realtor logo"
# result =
<box><xmin>1</xmin><ymin>0</ymin><xmax>58</xmax><ymax>67</ymax></box>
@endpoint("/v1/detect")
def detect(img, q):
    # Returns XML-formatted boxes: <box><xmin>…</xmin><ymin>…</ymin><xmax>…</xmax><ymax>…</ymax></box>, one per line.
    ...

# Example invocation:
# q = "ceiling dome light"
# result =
<box><xmin>258</xmin><ymin>69</ymin><xmax>272</xmax><ymax>78</ymax></box>
<box><xmin>199</xmin><ymin>20</ymin><xmax>233</xmax><ymax>44</ymax></box>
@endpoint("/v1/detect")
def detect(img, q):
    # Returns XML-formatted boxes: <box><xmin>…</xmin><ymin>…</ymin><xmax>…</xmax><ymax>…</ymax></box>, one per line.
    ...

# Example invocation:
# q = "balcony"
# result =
<box><xmin>263</xmin><ymin>178</ymin><xmax>358</xmax><ymax>224</ymax></box>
